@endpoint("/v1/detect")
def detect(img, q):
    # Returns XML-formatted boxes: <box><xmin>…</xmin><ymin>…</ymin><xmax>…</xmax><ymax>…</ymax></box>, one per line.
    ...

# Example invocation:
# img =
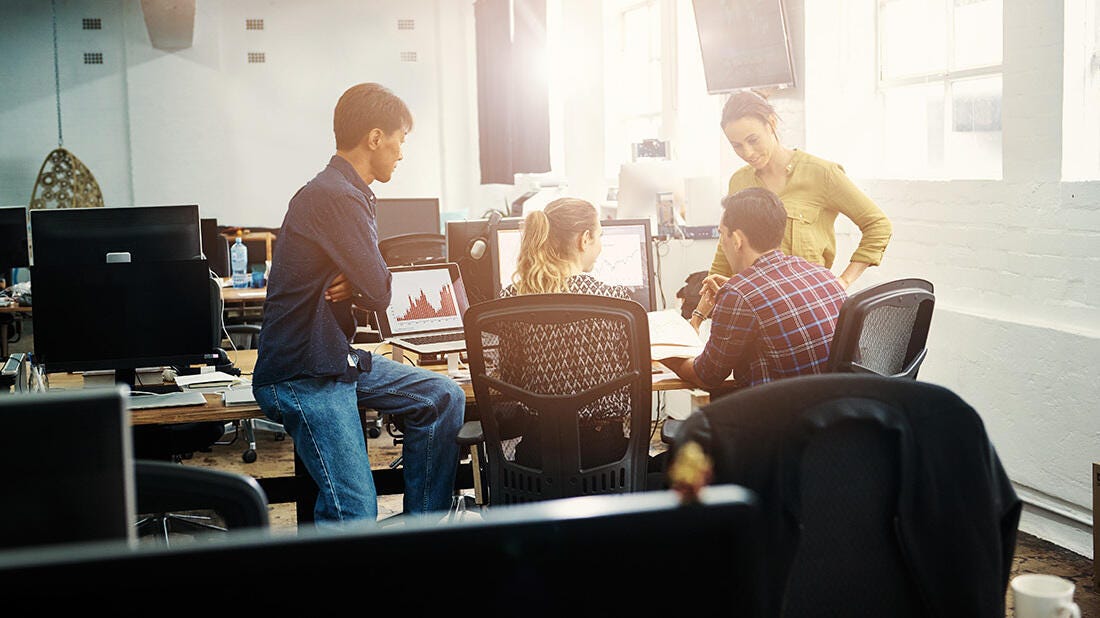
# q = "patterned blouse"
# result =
<box><xmin>498</xmin><ymin>274</ymin><xmax>632</xmax><ymax>425</ymax></box>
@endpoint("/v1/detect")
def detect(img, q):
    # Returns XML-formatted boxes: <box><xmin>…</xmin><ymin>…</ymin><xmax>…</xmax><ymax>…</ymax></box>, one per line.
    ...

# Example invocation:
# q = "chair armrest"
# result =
<box><xmin>456</xmin><ymin>420</ymin><xmax>484</xmax><ymax>446</ymax></box>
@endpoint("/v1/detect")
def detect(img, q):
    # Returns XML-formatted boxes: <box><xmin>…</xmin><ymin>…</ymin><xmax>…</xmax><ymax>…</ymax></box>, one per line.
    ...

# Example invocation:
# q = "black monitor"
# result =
<box><xmin>31</xmin><ymin>260</ymin><xmax>217</xmax><ymax>382</ymax></box>
<box><xmin>375</xmin><ymin>198</ymin><xmax>441</xmax><ymax>240</ymax></box>
<box><xmin>200</xmin><ymin>217</ymin><xmax>229</xmax><ymax>277</ymax></box>
<box><xmin>29</xmin><ymin>204</ymin><xmax>216</xmax><ymax>386</ymax></box>
<box><xmin>30</xmin><ymin>204</ymin><xmax>202</xmax><ymax>266</ymax></box>
<box><xmin>0</xmin><ymin>486</ymin><xmax>766</xmax><ymax>613</ymax></box>
<box><xmin>0</xmin><ymin>205</ymin><xmax>30</xmax><ymax>274</ymax></box>
<box><xmin>0</xmin><ymin>386</ymin><xmax>135</xmax><ymax>551</ymax></box>
<box><xmin>490</xmin><ymin>217</ymin><xmax>656</xmax><ymax>311</ymax></box>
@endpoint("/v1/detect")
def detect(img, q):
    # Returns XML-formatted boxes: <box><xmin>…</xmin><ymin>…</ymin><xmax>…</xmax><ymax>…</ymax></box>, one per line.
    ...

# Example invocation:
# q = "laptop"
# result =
<box><xmin>375</xmin><ymin>262</ymin><xmax>471</xmax><ymax>355</ymax></box>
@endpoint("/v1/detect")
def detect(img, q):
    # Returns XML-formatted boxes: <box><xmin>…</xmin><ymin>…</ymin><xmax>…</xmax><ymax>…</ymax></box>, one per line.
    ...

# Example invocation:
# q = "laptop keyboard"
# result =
<box><xmin>402</xmin><ymin>332</ymin><xmax>465</xmax><ymax>345</ymax></box>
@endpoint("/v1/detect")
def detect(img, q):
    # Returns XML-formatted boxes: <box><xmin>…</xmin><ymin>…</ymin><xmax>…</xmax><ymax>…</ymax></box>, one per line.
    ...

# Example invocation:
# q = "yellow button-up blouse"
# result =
<box><xmin>708</xmin><ymin>150</ymin><xmax>892</xmax><ymax>276</ymax></box>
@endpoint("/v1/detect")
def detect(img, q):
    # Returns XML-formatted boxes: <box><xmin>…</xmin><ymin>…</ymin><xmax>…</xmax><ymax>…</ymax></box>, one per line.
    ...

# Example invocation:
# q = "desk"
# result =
<box><xmin>0</xmin><ymin>304</ymin><xmax>32</xmax><ymax>359</ymax></box>
<box><xmin>221</xmin><ymin>283</ymin><xmax>266</xmax><ymax>325</ymax></box>
<box><xmin>48</xmin><ymin>343</ymin><xmax>710</xmax><ymax>526</ymax></box>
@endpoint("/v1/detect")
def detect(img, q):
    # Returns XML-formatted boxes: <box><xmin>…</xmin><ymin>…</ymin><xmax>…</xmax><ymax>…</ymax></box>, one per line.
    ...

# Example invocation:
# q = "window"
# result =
<box><xmin>876</xmin><ymin>0</ymin><xmax>1003</xmax><ymax>179</ymax></box>
<box><xmin>603</xmin><ymin>0</ymin><xmax>674</xmax><ymax>178</ymax></box>
<box><xmin>1063</xmin><ymin>0</ymin><xmax>1100</xmax><ymax>180</ymax></box>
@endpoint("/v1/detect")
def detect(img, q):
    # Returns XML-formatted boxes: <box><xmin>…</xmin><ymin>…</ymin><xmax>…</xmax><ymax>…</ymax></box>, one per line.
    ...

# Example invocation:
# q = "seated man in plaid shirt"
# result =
<box><xmin>664</xmin><ymin>187</ymin><xmax>847</xmax><ymax>390</ymax></box>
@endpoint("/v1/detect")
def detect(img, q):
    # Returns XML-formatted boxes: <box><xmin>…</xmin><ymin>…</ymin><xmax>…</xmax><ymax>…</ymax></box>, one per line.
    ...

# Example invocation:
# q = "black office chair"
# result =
<box><xmin>134</xmin><ymin>459</ymin><xmax>270</xmax><ymax>546</ymax></box>
<box><xmin>660</xmin><ymin>277</ymin><xmax>936</xmax><ymax>446</ymax></box>
<box><xmin>672</xmin><ymin>374</ymin><xmax>1021</xmax><ymax>618</ymax></box>
<box><xmin>826</xmin><ymin>277</ymin><xmax>934</xmax><ymax>378</ymax></box>
<box><xmin>460</xmin><ymin>294</ymin><xmax>652</xmax><ymax>506</ymax></box>
<box><xmin>378</xmin><ymin>233</ymin><xmax>447</xmax><ymax>267</ymax></box>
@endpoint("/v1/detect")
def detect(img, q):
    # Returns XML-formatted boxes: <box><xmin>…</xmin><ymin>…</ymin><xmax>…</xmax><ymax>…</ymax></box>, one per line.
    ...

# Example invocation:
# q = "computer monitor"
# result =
<box><xmin>375</xmin><ymin>198</ymin><xmax>441</xmax><ymax>240</ymax></box>
<box><xmin>30</xmin><ymin>204</ymin><xmax>202</xmax><ymax>266</ymax></box>
<box><xmin>30</xmin><ymin>204</ymin><xmax>216</xmax><ymax>386</ymax></box>
<box><xmin>31</xmin><ymin>260</ymin><xmax>217</xmax><ymax>382</ymax></box>
<box><xmin>0</xmin><ymin>486</ymin><xmax>766</xmax><ymax>613</ymax></box>
<box><xmin>0</xmin><ymin>386</ymin><xmax>136</xmax><ymax>551</ymax></box>
<box><xmin>200</xmin><ymin>217</ymin><xmax>229</xmax><ymax>278</ymax></box>
<box><xmin>0</xmin><ymin>205</ymin><xmax>30</xmax><ymax>273</ymax></box>
<box><xmin>489</xmin><ymin>217</ymin><xmax>656</xmax><ymax>311</ymax></box>
<box><xmin>615</xmin><ymin>160</ymin><xmax>685</xmax><ymax>235</ymax></box>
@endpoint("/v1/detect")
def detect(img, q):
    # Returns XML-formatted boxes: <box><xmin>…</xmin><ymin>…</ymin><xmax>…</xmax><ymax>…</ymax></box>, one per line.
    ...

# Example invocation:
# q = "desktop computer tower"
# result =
<box><xmin>446</xmin><ymin>219</ymin><xmax>494</xmax><ymax>306</ymax></box>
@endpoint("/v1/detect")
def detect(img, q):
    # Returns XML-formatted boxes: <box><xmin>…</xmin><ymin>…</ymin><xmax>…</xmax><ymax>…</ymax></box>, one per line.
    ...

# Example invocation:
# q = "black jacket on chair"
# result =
<box><xmin>675</xmin><ymin>374</ymin><xmax>1021</xmax><ymax>618</ymax></box>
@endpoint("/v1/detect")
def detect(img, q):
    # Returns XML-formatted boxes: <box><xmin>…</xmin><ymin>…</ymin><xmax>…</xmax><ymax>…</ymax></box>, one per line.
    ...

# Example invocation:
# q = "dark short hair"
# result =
<box><xmin>720</xmin><ymin>187</ymin><xmax>786</xmax><ymax>252</ymax></box>
<box><xmin>333</xmin><ymin>83</ymin><xmax>413</xmax><ymax>150</ymax></box>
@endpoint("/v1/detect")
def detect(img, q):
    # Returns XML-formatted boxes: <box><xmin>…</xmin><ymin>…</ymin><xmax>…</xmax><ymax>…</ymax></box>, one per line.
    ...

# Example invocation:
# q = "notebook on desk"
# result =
<box><xmin>374</xmin><ymin>262</ymin><xmax>471</xmax><ymax>355</ymax></box>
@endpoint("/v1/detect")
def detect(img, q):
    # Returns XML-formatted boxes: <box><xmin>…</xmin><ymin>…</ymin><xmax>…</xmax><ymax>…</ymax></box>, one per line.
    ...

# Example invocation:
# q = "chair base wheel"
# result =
<box><xmin>242</xmin><ymin>448</ymin><xmax>257</xmax><ymax>463</ymax></box>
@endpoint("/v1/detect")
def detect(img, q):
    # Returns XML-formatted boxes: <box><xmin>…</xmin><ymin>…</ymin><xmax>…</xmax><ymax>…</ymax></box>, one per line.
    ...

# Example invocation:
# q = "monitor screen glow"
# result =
<box><xmin>491</xmin><ymin>218</ymin><xmax>655</xmax><ymax>311</ymax></box>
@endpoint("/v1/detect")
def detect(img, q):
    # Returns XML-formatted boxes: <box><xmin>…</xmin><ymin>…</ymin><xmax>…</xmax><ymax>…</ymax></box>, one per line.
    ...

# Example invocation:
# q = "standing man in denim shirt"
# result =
<box><xmin>253</xmin><ymin>83</ymin><xmax>464</xmax><ymax>524</ymax></box>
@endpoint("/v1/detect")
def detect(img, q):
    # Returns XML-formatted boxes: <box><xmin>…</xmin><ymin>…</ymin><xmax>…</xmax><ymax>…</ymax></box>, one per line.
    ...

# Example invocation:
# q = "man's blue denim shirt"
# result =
<box><xmin>253</xmin><ymin>155</ymin><xmax>391</xmax><ymax>387</ymax></box>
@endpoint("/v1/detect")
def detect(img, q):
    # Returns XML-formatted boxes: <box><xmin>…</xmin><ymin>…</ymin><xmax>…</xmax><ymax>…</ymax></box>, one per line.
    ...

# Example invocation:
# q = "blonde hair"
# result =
<box><xmin>513</xmin><ymin>198</ymin><xmax>599</xmax><ymax>295</ymax></box>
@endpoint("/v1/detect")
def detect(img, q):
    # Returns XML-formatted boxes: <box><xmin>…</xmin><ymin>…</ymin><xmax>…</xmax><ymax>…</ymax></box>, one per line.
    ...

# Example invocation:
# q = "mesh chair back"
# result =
<box><xmin>464</xmin><ymin>294</ymin><xmax>651</xmax><ymax>505</ymax></box>
<box><xmin>379</xmin><ymin>232</ymin><xmax>446</xmax><ymax>267</ymax></box>
<box><xmin>828</xmin><ymin>278</ymin><xmax>934</xmax><ymax>378</ymax></box>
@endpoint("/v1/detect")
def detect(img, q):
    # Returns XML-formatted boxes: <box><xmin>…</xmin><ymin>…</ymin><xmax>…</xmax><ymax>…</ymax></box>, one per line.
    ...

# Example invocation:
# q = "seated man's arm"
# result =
<box><xmin>662</xmin><ymin>356</ymin><xmax>708</xmax><ymax>389</ymax></box>
<box><xmin>667</xmin><ymin>289</ymin><xmax>756</xmax><ymax>389</ymax></box>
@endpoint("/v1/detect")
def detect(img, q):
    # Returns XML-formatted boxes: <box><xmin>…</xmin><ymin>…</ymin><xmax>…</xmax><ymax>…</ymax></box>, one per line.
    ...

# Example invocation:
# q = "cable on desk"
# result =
<box><xmin>652</xmin><ymin>237</ymin><xmax>668</xmax><ymax>310</ymax></box>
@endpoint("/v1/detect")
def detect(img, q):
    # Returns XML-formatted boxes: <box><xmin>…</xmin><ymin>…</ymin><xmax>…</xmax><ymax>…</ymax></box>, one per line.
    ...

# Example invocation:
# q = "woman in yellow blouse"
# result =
<box><xmin>703</xmin><ymin>90</ymin><xmax>892</xmax><ymax>295</ymax></box>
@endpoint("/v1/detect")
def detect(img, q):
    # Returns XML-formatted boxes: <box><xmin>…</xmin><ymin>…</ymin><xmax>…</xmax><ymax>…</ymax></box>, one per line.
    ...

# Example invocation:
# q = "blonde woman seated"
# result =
<box><xmin>499</xmin><ymin>197</ymin><xmax>632</xmax><ymax>469</ymax></box>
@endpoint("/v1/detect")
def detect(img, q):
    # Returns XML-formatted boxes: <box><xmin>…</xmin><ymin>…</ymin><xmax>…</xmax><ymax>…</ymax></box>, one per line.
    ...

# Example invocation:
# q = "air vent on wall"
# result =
<box><xmin>397</xmin><ymin>19</ymin><xmax>415</xmax><ymax>30</ymax></box>
<box><xmin>400</xmin><ymin>51</ymin><xmax>418</xmax><ymax>62</ymax></box>
<box><xmin>246</xmin><ymin>18</ymin><xmax>264</xmax><ymax>30</ymax></box>
<box><xmin>83</xmin><ymin>52</ymin><xmax>104</xmax><ymax>64</ymax></box>
<box><xmin>247</xmin><ymin>52</ymin><xmax>266</xmax><ymax>64</ymax></box>
<box><xmin>82</xmin><ymin>18</ymin><xmax>102</xmax><ymax>30</ymax></box>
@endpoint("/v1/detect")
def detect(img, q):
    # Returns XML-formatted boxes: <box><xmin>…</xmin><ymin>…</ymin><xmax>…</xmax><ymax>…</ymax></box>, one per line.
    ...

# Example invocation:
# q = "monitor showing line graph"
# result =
<box><xmin>490</xmin><ymin>217</ymin><xmax>655</xmax><ymax>311</ymax></box>
<box><xmin>384</xmin><ymin>266</ymin><xmax>465</xmax><ymax>335</ymax></box>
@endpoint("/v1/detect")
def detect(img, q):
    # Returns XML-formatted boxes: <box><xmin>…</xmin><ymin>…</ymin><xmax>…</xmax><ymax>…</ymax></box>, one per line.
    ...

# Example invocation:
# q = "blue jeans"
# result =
<box><xmin>254</xmin><ymin>354</ymin><xmax>465</xmax><ymax>525</ymax></box>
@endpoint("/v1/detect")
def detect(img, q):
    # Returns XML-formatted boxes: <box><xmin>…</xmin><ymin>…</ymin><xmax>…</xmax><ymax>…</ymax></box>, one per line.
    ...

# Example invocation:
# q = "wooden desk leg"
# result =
<box><xmin>0</xmin><ymin>321</ymin><xmax>7</xmax><ymax>359</ymax></box>
<box><xmin>689</xmin><ymin>389</ymin><xmax>710</xmax><ymax>410</ymax></box>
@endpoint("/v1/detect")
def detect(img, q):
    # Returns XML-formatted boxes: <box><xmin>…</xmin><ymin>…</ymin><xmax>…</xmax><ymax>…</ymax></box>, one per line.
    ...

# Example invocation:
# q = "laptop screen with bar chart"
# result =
<box><xmin>374</xmin><ymin>262</ymin><xmax>471</xmax><ymax>355</ymax></box>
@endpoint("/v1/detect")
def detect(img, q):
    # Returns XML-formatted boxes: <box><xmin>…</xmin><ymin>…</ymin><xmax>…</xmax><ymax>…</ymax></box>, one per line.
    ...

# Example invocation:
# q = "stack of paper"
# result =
<box><xmin>648</xmin><ymin>309</ymin><xmax>706</xmax><ymax>361</ymax></box>
<box><xmin>173</xmin><ymin>371</ymin><xmax>243</xmax><ymax>391</ymax></box>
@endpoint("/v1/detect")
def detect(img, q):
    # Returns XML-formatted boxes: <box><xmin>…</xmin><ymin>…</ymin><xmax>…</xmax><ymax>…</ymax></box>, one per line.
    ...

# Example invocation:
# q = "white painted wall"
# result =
<box><xmin>0</xmin><ymin>0</ymin><xmax>481</xmax><ymax>228</ymax></box>
<box><xmin>804</xmin><ymin>0</ymin><xmax>1098</xmax><ymax>557</ymax></box>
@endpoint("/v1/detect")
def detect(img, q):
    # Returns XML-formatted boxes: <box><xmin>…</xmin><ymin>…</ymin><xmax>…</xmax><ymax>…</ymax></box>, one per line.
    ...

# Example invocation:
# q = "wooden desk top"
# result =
<box><xmin>220</xmin><ymin>284</ymin><xmax>267</xmax><ymax>302</ymax></box>
<box><xmin>0</xmin><ymin>303</ymin><xmax>32</xmax><ymax>313</ymax></box>
<box><xmin>46</xmin><ymin>342</ymin><xmax>706</xmax><ymax>426</ymax></box>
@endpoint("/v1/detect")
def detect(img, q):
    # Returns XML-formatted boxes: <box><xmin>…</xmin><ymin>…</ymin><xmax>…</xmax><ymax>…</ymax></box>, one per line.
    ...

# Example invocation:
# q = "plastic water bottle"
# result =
<box><xmin>230</xmin><ymin>235</ymin><xmax>249</xmax><ymax>289</ymax></box>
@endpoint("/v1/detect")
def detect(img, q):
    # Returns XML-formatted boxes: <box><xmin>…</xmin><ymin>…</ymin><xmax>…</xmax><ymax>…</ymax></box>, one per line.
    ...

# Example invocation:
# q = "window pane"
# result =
<box><xmin>880</xmin><ymin>0</ymin><xmax>947</xmax><ymax>79</ymax></box>
<box><xmin>946</xmin><ymin>75</ymin><xmax>1002</xmax><ymax>178</ymax></box>
<box><xmin>952</xmin><ymin>0</ymin><xmax>1002</xmax><ymax>70</ymax></box>
<box><xmin>880</xmin><ymin>82</ymin><xmax>945</xmax><ymax>177</ymax></box>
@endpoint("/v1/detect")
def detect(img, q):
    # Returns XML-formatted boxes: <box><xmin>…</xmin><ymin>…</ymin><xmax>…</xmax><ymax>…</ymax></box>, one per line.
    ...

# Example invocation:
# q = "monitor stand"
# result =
<box><xmin>113</xmin><ymin>368</ymin><xmax>180</xmax><ymax>394</ymax></box>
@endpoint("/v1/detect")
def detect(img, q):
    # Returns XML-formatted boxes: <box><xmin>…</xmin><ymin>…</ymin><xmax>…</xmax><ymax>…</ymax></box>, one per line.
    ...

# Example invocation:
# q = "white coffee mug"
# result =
<box><xmin>1011</xmin><ymin>573</ymin><xmax>1081</xmax><ymax>618</ymax></box>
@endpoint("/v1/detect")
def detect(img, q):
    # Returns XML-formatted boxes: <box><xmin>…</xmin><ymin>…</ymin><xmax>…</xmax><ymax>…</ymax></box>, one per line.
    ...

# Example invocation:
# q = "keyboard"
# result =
<box><xmin>127</xmin><ymin>391</ymin><xmax>208</xmax><ymax>410</ymax></box>
<box><xmin>402</xmin><ymin>332</ymin><xmax>465</xmax><ymax>345</ymax></box>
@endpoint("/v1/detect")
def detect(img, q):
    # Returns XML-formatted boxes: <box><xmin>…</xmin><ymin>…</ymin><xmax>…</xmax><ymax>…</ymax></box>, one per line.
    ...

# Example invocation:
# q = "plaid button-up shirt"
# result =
<box><xmin>693</xmin><ymin>250</ymin><xmax>847</xmax><ymax>389</ymax></box>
